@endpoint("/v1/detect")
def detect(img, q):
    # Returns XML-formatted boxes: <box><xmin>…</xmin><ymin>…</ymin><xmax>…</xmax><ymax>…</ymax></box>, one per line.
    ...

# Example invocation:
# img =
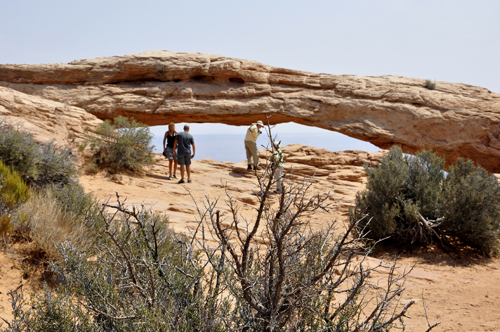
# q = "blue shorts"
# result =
<box><xmin>164</xmin><ymin>147</ymin><xmax>176</xmax><ymax>160</ymax></box>
<box><xmin>177</xmin><ymin>154</ymin><xmax>191</xmax><ymax>166</ymax></box>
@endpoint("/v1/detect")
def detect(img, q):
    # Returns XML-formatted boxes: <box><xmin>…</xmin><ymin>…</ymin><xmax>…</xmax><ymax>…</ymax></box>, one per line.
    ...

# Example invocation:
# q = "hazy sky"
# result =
<box><xmin>1</xmin><ymin>0</ymin><xmax>498</xmax><ymax>140</ymax></box>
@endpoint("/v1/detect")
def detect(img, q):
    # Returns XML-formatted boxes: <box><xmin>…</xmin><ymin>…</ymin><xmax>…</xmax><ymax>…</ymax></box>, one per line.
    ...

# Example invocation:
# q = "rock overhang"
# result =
<box><xmin>1</xmin><ymin>50</ymin><xmax>500</xmax><ymax>171</ymax></box>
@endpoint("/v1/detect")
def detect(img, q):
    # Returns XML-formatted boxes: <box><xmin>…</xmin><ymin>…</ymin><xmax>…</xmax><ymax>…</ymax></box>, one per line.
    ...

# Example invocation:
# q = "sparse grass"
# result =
<box><xmin>11</xmin><ymin>186</ymin><xmax>101</xmax><ymax>260</ymax></box>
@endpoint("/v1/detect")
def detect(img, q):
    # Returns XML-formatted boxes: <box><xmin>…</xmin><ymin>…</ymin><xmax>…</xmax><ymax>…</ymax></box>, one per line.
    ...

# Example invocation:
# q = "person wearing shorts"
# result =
<box><xmin>162</xmin><ymin>122</ymin><xmax>178</xmax><ymax>180</ymax></box>
<box><xmin>173</xmin><ymin>125</ymin><xmax>195</xmax><ymax>184</ymax></box>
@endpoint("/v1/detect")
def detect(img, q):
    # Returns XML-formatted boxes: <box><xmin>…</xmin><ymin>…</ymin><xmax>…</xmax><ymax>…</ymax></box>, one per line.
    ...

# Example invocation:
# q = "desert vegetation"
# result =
<box><xmin>350</xmin><ymin>146</ymin><xmax>500</xmax><ymax>254</ymax></box>
<box><xmin>82</xmin><ymin>116</ymin><xmax>154</xmax><ymax>174</ymax></box>
<box><xmin>0</xmin><ymin>123</ymin><xmax>443</xmax><ymax>331</ymax></box>
<box><xmin>0</xmin><ymin>121</ymin><xmax>77</xmax><ymax>188</ymax></box>
<box><xmin>2</xmin><ymin>121</ymin><xmax>499</xmax><ymax>330</ymax></box>
<box><xmin>0</xmin><ymin>120</ymin><xmax>94</xmax><ymax>256</ymax></box>
<box><xmin>424</xmin><ymin>79</ymin><xmax>436</xmax><ymax>90</ymax></box>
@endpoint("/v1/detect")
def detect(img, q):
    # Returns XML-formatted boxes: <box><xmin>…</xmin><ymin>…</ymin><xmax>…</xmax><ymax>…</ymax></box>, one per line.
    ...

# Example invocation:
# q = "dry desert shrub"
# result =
<box><xmin>2</xmin><ymin>189</ymin><xmax>430</xmax><ymax>332</ymax></box>
<box><xmin>3</xmin><ymin>194</ymin><xmax>231</xmax><ymax>331</ymax></box>
<box><xmin>11</xmin><ymin>184</ymin><xmax>101</xmax><ymax>260</ymax></box>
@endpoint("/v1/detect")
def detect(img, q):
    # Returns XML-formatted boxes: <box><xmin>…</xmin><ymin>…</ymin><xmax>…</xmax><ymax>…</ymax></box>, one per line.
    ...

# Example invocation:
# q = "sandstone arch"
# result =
<box><xmin>1</xmin><ymin>50</ymin><xmax>500</xmax><ymax>172</ymax></box>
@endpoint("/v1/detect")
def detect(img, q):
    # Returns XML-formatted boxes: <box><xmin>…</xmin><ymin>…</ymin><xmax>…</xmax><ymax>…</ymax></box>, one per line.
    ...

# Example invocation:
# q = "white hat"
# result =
<box><xmin>256</xmin><ymin>120</ymin><xmax>264</xmax><ymax>126</ymax></box>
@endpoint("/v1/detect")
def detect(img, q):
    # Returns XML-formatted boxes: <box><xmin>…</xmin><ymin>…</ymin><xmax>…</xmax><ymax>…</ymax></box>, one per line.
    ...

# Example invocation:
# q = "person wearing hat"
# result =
<box><xmin>244</xmin><ymin>120</ymin><xmax>264</xmax><ymax>170</ymax></box>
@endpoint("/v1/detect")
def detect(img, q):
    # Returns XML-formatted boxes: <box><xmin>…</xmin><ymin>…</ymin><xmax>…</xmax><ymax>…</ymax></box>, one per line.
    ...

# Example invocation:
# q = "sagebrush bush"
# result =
<box><xmin>34</xmin><ymin>143</ymin><xmax>78</xmax><ymax>187</ymax></box>
<box><xmin>351</xmin><ymin>146</ymin><xmax>500</xmax><ymax>253</ymax></box>
<box><xmin>0</xmin><ymin>125</ymin><xmax>40</xmax><ymax>181</ymax></box>
<box><xmin>86</xmin><ymin>116</ymin><xmax>154</xmax><ymax>174</ymax></box>
<box><xmin>441</xmin><ymin>158</ymin><xmax>500</xmax><ymax>251</ymax></box>
<box><xmin>0</xmin><ymin>121</ymin><xmax>78</xmax><ymax>187</ymax></box>
<box><xmin>3</xmin><ymin>285</ymin><xmax>93</xmax><ymax>331</ymax></box>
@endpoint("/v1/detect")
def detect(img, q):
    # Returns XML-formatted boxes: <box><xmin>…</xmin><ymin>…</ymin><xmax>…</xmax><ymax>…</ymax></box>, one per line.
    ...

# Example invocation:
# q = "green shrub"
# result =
<box><xmin>50</xmin><ymin>182</ymin><xmax>99</xmax><ymax>219</ymax></box>
<box><xmin>0</xmin><ymin>122</ymin><xmax>78</xmax><ymax>187</ymax></box>
<box><xmin>0</xmin><ymin>161</ymin><xmax>30</xmax><ymax>210</ymax></box>
<box><xmin>34</xmin><ymin>142</ymin><xmax>78</xmax><ymax>187</ymax></box>
<box><xmin>0</xmin><ymin>214</ymin><xmax>13</xmax><ymax>235</ymax></box>
<box><xmin>351</xmin><ymin>146</ymin><xmax>500</xmax><ymax>253</ymax></box>
<box><xmin>350</xmin><ymin>147</ymin><xmax>409</xmax><ymax>241</ymax></box>
<box><xmin>441</xmin><ymin>158</ymin><xmax>500</xmax><ymax>251</ymax></box>
<box><xmin>425</xmin><ymin>79</ymin><xmax>436</xmax><ymax>90</ymax></box>
<box><xmin>86</xmin><ymin>116</ymin><xmax>154</xmax><ymax>174</ymax></box>
<box><xmin>0</xmin><ymin>126</ymin><xmax>40</xmax><ymax>181</ymax></box>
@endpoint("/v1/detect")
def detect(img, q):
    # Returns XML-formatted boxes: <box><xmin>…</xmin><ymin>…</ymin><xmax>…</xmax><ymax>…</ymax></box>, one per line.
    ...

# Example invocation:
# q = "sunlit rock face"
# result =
<box><xmin>1</xmin><ymin>50</ymin><xmax>500</xmax><ymax>171</ymax></box>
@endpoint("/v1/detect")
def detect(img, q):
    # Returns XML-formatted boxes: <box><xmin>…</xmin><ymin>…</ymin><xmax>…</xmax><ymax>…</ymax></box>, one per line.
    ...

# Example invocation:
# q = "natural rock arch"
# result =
<box><xmin>1</xmin><ymin>50</ymin><xmax>500</xmax><ymax>171</ymax></box>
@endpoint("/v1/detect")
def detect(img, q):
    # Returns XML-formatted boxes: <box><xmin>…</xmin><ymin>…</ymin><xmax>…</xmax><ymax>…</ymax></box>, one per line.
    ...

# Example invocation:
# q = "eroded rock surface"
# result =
<box><xmin>1</xmin><ymin>51</ymin><xmax>500</xmax><ymax>171</ymax></box>
<box><xmin>0</xmin><ymin>86</ymin><xmax>102</xmax><ymax>144</ymax></box>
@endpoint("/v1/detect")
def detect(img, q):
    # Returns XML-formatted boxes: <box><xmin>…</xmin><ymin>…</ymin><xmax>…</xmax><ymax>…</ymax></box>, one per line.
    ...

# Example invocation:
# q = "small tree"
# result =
<box><xmin>86</xmin><ymin>116</ymin><xmax>154</xmax><ymax>174</ymax></box>
<box><xmin>191</xmin><ymin>124</ymin><xmax>428</xmax><ymax>331</ymax></box>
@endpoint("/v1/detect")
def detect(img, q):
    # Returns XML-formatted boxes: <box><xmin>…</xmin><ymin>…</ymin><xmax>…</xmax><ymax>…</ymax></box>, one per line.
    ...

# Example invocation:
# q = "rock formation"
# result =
<box><xmin>1</xmin><ymin>50</ymin><xmax>500</xmax><ymax>171</ymax></box>
<box><xmin>0</xmin><ymin>86</ymin><xmax>102</xmax><ymax>143</ymax></box>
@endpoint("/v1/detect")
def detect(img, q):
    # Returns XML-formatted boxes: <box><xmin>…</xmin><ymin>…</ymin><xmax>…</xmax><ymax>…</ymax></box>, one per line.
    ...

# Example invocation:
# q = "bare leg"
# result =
<box><xmin>173</xmin><ymin>159</ymin><xmax>178</xmax><ymax>176</ymax></box>
<box><xmin>168</xmin><ymin>159</ymin><xmax>173</xmax><ymax>176</ymax></box>
<box><xmin>186</xmin><ymin>165</ymin><xmax>191</xmax><ymax>180</ymax></box>
<box><xmin>180</xmin><ymin>165</ymin><xmax>185</xmax><ymax>180</ymax></box>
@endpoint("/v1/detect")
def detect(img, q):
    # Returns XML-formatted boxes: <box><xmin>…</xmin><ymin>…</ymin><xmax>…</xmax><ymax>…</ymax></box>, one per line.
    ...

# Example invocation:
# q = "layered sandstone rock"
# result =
<box><xmin>0</xmin><ymin>86</ymin><xmax>102</xmax><ymax>144</ymax></box>
<box><xmin>1</xmin><ymin>50</ymin><xmax>500</xmax><ymax>171</ymax></box>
